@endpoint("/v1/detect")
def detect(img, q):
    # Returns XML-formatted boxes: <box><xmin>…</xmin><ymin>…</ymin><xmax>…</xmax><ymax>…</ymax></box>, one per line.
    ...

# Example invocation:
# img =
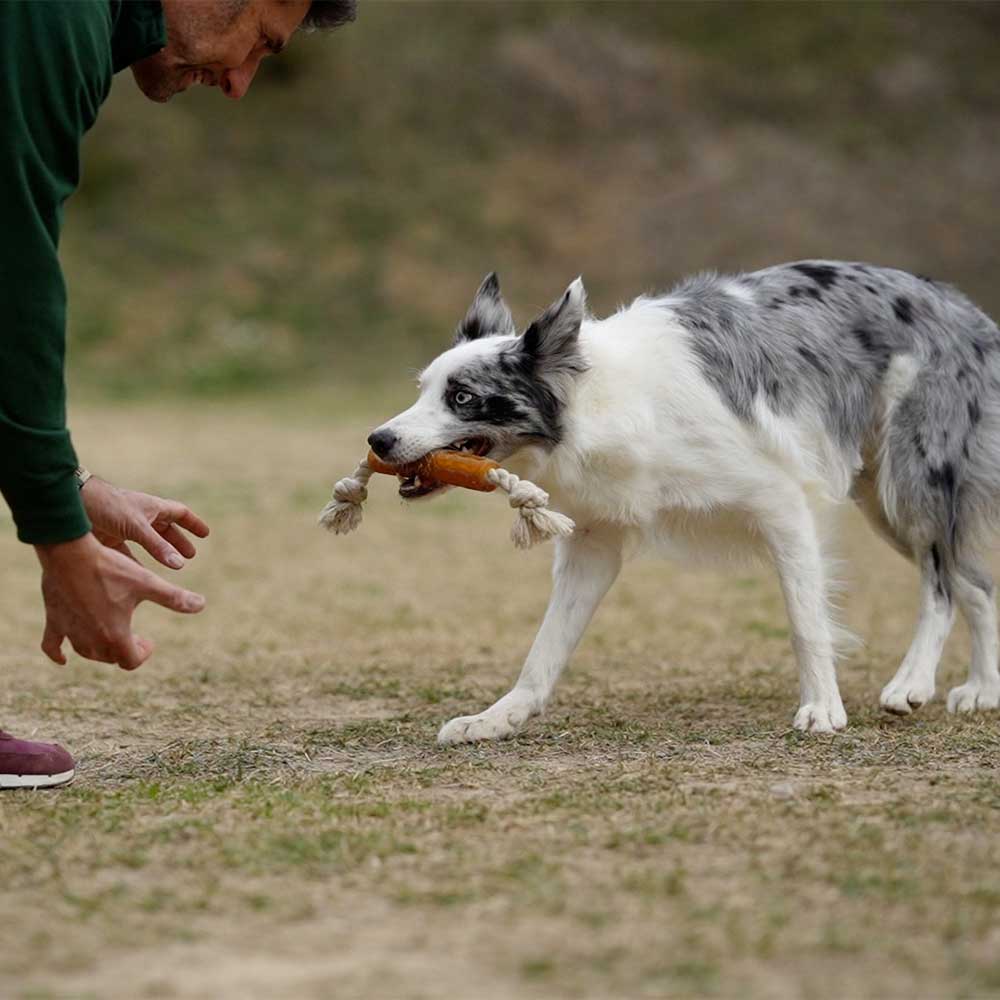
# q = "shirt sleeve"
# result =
<box><xmin>0</xmin><ymin>2</ymin><xmax>112</xmax><ymax>544</ymax></box>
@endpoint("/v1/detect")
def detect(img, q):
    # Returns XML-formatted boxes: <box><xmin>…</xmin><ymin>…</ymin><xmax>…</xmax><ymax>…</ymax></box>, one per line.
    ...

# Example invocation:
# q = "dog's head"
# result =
<box><xmin>369</xmin><ymin>273</ymin><xmax>589</xmax><ymax>499</ymax></box>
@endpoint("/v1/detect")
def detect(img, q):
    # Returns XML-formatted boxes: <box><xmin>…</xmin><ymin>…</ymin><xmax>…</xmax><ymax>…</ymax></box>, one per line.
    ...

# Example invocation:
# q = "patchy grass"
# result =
<box><xmin>2</xmin><ymin>394</ymin><xmax>1000</xmax><ymax>997</ymax></box>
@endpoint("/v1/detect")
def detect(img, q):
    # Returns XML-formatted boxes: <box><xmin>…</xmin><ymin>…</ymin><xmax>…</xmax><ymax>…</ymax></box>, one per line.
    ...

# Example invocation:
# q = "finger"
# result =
<box><xmin>133</xmin><ymin>520</ymin><xmax>186</xmax><ymax>570</ymax></box>
<box><xmin>158</xmin><ymin>501</ymin><xmax>210</xmax><ymax>539</ymax></box>
<box><xmin>114</xmin><ymin>633</ymin><xmax>153</xmax><ymax>672</ymax></box>
<box><xmin>137</xmin><ymin>569</ymin><xmax>206</xmax><ymax>614</ymax></box>
<box><xmin>41</xmin><ymin>623</ymin><xmax>67</xmax><ymax>665</ymax></box>
<box><xmin>161</xmin><ymin>522</ymin><xmax>198</xmax><ymax>559</ymax></box>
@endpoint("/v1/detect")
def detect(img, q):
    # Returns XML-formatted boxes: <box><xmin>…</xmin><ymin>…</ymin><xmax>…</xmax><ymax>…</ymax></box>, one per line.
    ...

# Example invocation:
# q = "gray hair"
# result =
<box><xmin>302</xmin><ymin>0</ymin><xmax>357</xmax><ymax>31</ymax></box>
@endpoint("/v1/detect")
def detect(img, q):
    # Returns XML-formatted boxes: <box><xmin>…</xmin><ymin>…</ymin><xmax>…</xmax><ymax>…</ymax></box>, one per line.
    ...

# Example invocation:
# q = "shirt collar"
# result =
<box><xmin>110</xmin><ymin>1</ymin><xmax>167</xmax><ymax>74</ymax></box>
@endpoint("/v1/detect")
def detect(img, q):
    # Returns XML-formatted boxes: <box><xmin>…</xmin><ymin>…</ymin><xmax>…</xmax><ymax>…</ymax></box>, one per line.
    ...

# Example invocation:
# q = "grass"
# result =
<box><xmin>2</xmin><ymin>392</ymin><xmax>1000</xmax><ymax>998</ymax></box>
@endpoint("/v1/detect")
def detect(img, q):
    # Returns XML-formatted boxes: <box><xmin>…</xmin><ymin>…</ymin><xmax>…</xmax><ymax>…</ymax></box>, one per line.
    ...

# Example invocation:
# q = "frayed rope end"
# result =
<box><xmin>318</xmin><ymin>462</ymin><xmax>372</xmax><ymax>535</ymax></box>
<box><xmin>487</xmin><ymin>467</ymin><xmax>575</xmax><ymax>549</ymax></box>
<box><xmin>510</xmin><ymin>506</ymin><xmax>576</xmax><ymax>549</ymax></box>
<box><xmin>318</xmin><ymin>497</ymin><xmax>365</xmax><ymax>534</ymax></box>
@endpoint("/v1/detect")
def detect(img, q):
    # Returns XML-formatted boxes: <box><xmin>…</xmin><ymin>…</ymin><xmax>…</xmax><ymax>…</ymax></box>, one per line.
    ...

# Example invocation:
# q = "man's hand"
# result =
<box><xmin>81</xmin><ymin>477</ymin><xmax>210</xmax><ymax>569</ymax></box>
<box><xmin>35</xmin><ymin>533</ymin><xmax>206</xmax><ymax>671</ymax></box>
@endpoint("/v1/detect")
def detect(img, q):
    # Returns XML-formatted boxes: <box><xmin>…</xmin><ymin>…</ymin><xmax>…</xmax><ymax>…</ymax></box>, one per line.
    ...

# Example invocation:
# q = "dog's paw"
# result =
<box><xmin>880</xmin><ymin>675</ymin><xmax>935</xmax><ymax>715</ymax></box>
<box><xmin>437</xmin><ymin>713</ymin><xmax>517</xmax><ymax>745</ymax></box>
<box><xmin>437</xmin><ymin>692</ymin><xmax>539</xmax><ymax>746</ymax></box>
<box><xmin>793</xmin><ymin>700</ymin><xmax>847</xmax><ymax>734</ymax></box>
<box><xmin>946</xmin><ymin>680</ymin><xmax>1000</xmax><ymax>714</ymax></box>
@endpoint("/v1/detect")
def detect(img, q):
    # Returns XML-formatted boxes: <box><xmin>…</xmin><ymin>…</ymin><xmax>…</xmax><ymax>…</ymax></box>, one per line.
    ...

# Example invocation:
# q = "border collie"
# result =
<box><xmin>366</xmin><ymin>263</ymin><xmax>1000</xmax><ymax>743</ymax></box>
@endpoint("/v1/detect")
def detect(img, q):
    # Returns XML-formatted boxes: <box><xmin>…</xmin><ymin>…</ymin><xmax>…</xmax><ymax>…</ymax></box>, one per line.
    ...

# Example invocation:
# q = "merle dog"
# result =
<box><xmin>365</xmin><ymin>263</ymin><xmax>1000</xmax><ymax>742</ymax></box>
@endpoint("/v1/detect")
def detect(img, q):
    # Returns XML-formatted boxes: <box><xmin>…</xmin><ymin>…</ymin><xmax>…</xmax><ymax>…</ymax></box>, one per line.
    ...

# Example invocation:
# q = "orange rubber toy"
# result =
<box><xmin>320</xmin><ymin>446</ymin><xmax>576</xmax><ymax>549</ymax></box>
<box><xmin>365</xmin><ymin>449</ymin><xmax>500</xmax><ymax>492</ymax></box>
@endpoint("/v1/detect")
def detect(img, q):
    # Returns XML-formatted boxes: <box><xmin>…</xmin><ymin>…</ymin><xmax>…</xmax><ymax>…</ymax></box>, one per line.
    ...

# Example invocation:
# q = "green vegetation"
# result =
<box><xmin>65</xmin><ymin>1</ymin><xmax>1000</xmax><ymax>394</ymax></box>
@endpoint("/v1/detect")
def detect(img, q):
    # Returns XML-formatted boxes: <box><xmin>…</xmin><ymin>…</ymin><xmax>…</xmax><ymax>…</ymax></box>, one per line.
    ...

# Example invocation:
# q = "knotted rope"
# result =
<box><xmin>484</xmin><ymin>467</ymin><xmax>575</xmax><ymax>549</ymax></box>
<box><xmin>318</xmin><ymin>459</ymin><xmax>375</xmax><ymax>535</ymax></box>
<box><xmin>318</xmin><ymin>457</ymin><xmax>574</xmax><ymax>549</ymax></box>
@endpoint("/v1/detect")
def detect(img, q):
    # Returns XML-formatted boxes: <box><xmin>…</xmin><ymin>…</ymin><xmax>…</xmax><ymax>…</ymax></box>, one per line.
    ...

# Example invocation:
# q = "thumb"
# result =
<box><xmin>134</xmin><ymin>635</ymin><xmax>155</xmax><ymax>662</ymax></box>
<box><xmin>116</xmin><ymin>633</ymin><xmax>155</xmax><ymax>672</ymax></box>
<box><xmin>41</xmin><ymin>622</ymin><xmax>67</xmax><ymax>665</ymax></box>
<box><xmin>137</xmin><ymin>569</ymin><xmax>206</xmax><ymax>614</ymax></box>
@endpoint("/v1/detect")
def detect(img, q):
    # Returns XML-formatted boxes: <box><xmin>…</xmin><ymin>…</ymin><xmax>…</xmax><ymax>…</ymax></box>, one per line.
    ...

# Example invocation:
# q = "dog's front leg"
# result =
<box><xmin>757</xmin><ymin>490</ymin><xmax>848</xmax><ymax>734</ymax></box>
<box><xmin>437</xmin><ymin>525</ymin><xmax>624</xmax><ymax>745</ymax></box>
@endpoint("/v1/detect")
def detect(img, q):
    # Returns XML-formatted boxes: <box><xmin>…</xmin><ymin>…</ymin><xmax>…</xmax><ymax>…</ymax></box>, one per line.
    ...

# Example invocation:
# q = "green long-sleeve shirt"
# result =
<box><xmin>0</xmin><ymin>1</ymin><xmax>165</xmax><ymax>544</ymax></box>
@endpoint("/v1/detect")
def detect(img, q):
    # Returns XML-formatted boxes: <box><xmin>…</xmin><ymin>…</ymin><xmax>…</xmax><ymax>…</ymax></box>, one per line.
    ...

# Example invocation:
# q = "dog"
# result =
<box><xmin>366</xmin><ymin>262</ymin><xmax>1000</xmax><ymax>743</ymax></box>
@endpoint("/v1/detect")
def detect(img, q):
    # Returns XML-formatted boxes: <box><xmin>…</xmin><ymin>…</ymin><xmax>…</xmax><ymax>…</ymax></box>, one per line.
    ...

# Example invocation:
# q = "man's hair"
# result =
<box><xmin>302</xmin><ymin>0</ymin><xmax>357</xmax><ymax>31</ymax></box>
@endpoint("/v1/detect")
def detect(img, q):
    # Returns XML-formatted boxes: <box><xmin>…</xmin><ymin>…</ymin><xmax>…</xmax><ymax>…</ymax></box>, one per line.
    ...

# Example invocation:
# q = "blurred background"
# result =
<box><xmin>65</xmin><ymin>0</ymin><xmax>1000</xmax><ymax>398</ymax></box>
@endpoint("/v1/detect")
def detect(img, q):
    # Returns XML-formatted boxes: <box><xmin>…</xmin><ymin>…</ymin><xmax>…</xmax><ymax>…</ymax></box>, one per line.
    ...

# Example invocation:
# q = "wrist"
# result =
<box><xmin>34</xmin><ymin>531</ymin><xmax>101</xmax><ymax>569</ymax></box>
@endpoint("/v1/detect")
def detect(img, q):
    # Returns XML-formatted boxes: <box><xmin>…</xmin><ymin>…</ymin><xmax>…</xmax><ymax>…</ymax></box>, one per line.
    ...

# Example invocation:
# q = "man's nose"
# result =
<box><xmin>220</xmin><ymin>56</ymin><xmax>262</xmax><ymax>100</ymax></box>
<box><xmin>367</xmin><ymin>429</ymin><xmax>399</xmax><ymax>460</ymax></box>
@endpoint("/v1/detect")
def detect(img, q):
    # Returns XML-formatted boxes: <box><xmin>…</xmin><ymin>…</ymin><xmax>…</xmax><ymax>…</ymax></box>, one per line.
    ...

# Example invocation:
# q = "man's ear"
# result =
<box><xmin>520</xmin><ymin>278</ymin><xmax>587</xmax><ymax>369</ymax></box>
<box><xmin>454</xmin><ymin>272</ymin><xmax>516</xmax><ymax>344</ymax></box>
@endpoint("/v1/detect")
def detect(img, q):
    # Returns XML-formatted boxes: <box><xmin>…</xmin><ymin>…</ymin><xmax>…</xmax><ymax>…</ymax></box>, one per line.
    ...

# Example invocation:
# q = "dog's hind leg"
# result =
<box><xmin>947</xmin><ymin>563</ymin><xmax>1000</xmax><ymax>713</ymax></box>
<box><xmin>853</xmin><ymin>475</ymin><xmax>957</xmax><ymax>712</ymax></box>
<box><xmin>437</xmin><ymin>524</ymin><xmax>624</xmax><ymax>745</ymax></box>
<box><xmin>755</xmin><ymin>486</ymin><xmax>847</xmax><ymax>733</ymax></box>
<box><xmin>878</xmin><ymin>546</ymin><xmax>956</xmax><ymax>714</ymax></box>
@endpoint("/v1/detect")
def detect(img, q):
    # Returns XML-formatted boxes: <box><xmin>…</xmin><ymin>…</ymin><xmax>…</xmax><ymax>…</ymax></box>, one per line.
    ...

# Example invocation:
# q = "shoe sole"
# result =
<box><xmin>0</xmin><ymin>769</ymin><xmax>75</xmax><ymax>790</ymax></box>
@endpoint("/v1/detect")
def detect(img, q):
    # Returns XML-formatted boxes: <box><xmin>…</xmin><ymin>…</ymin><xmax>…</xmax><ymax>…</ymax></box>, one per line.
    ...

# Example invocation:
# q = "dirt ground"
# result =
<box><xmin>3</xmin><ymin>392</ymin><xmax>1000</xmax><ymax>999</ymax></box>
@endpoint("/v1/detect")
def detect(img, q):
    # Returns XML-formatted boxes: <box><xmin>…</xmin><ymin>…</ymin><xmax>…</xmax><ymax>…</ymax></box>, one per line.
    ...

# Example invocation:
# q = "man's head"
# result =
<box><xmin>131</xmin><ymin>0</ymin><xmax>356</xmax><ymax>103</ymax></box>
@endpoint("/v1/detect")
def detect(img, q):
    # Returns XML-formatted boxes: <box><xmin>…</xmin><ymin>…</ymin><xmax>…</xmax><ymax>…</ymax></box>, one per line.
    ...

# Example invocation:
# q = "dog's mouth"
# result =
<box><xmin>397</xmin><ymin>436</ymin><xmax>492</xmax><ymax>499</ymax></box>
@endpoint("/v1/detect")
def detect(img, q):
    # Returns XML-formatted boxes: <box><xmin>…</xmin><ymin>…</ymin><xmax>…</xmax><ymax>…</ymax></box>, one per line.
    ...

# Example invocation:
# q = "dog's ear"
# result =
<box><xmin>519</xmin><ymin>278</ymin><xmax>587</xmax><ymax>374</ymax></box>
<box><xmin>454</xmin><ymin>272</ymin><xmax>516</xmax><ymax>344</ymax></box>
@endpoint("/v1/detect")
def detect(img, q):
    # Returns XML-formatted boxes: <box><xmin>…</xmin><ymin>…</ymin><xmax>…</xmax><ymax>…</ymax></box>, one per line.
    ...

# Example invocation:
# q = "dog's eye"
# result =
<box><xmin>454</xmin><ymin>391</ymin><xmax>475</xmax><ymax>405</ymax></box>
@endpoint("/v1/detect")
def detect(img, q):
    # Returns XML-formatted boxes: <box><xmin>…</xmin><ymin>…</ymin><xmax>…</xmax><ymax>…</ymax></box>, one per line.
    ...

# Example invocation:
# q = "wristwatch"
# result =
<box><xmin>74</xmin><ymin>466</ymin><xmax>93</xmax><ymax>490</ymax></box>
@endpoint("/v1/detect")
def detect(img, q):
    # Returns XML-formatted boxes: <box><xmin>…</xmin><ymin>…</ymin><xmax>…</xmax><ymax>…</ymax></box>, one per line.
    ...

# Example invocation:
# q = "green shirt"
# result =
<box><xmin>0</xmin><ymin>0</ymin><xmax>165</xmax><ymax>544</ymax></box>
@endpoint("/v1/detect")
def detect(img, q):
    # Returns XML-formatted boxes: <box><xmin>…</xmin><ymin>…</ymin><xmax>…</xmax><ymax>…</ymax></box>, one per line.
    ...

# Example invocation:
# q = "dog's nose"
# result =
<box><xmin>367</xmin><ymin>428</ymin><xmax>399</xmax><ymax>460</ymax></box>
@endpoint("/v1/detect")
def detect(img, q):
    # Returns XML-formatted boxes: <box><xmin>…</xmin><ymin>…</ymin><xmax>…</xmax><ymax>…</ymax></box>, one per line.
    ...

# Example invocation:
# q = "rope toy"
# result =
<box><xmin>319</xmin><ymin>450</ymin><xmax>575</xmax><ymax>549</ymax></box>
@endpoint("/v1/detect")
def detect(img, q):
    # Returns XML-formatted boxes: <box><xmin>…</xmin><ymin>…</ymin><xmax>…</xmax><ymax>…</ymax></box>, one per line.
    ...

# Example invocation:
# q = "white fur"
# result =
<box><xmin>382</xmin><ymin>339</ymin><xmax>516</xmax><ymax>465</ymax></box>
<box><xmin>372</xmin><ymin>290</ymin><xmax>859</xmax><ymax>744</ymax></box>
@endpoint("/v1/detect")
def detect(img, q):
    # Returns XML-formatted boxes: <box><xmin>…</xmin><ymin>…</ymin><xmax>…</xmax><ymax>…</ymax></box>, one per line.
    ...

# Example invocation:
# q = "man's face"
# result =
<box><xmin>131</xmin><ymin>0</ymin><xmax>311</xmax><ymax>102</ymax></box>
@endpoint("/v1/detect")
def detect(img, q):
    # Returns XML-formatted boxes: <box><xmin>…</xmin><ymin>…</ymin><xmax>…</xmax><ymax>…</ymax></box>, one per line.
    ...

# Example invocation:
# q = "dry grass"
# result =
<box><xmin>3</xmin><ymin>391</ymin><xmax>1000</xmax><ymax>999</ymax></box>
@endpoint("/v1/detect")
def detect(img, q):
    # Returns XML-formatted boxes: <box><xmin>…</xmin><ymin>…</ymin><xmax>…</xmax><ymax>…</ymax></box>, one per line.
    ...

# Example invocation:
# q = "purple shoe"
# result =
<box><xmin>0</xmin><ymin>731</ymin><xmax>75</xmax><ymax>789</ymax></box>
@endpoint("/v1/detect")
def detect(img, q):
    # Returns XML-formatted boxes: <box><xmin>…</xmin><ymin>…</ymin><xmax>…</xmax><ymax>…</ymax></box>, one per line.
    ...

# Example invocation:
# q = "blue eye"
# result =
<box><xmin>455</xmin><ymin>391</ymin><xmax>474</xmax><ymax>405</ymax></box>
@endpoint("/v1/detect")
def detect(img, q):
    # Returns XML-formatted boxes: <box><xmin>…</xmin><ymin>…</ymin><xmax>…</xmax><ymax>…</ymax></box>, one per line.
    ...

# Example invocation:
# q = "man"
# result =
<box><xmin>0</xmin><ymin>0</ymin><xmax>356</xmax><ymax>789</ymax></box>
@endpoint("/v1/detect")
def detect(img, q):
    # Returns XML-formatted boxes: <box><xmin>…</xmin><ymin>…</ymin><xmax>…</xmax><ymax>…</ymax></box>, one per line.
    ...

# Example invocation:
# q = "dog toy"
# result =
<box><xmin>319</xmin><ymin>449</ymin><xmax>575</xmax><ymax>549</ymax></box>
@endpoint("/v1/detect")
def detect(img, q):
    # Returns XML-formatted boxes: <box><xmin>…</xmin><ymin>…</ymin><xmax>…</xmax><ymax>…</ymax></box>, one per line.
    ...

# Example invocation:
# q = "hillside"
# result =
<box><xmin>64</xmin><ymin>1</ymin><xmax>1000</xmax><ymax>394</ymax></box>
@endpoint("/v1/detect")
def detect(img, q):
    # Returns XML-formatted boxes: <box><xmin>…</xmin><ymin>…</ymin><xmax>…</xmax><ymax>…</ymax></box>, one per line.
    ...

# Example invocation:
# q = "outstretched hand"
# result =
<box><xmin>81</xmin><ymin>477</ymin><xmax>210</xmax><ymax>569</ymax></box>
<box><xmin>33</xmin><ymin>479</ymin><xmax>211</xmax><ymax>671</ymax></box>
<box><xmin>35</xmin><ymin>533</ymin><xmax>206</xmax><ymax>670</ymax></box>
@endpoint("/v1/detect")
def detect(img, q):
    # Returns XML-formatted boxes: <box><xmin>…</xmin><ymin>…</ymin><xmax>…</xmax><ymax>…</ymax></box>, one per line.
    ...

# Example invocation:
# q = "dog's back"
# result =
<box><xmin>652</xmin><ymin>261</ymin><xmax>1000</xmax><ymax>564</ymax></box>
